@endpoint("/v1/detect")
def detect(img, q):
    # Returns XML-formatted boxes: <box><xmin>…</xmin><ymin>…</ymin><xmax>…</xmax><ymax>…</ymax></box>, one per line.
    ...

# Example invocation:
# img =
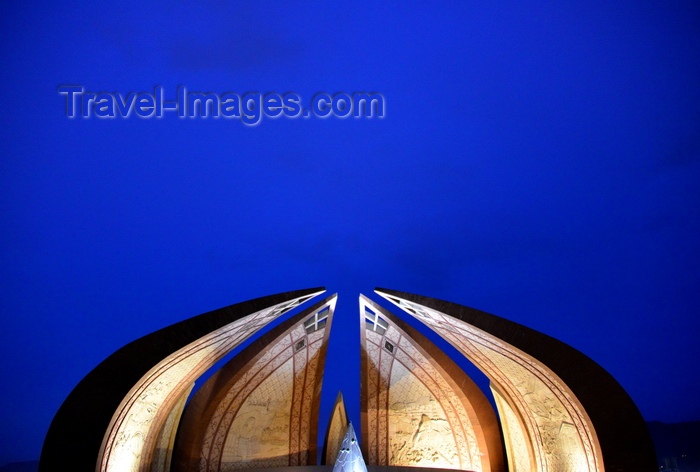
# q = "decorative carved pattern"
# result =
<box><xmin>99</xmin><ymin>295</ymin><xmax>316</xmax><ymax>472</ymax></box>
<box><xmin>220</xmin><ymin>357</ymin><xmax>294</xmax><ymax>469</ymax></box>
<box><xmin>150</xmin><ymin>384</ymin><xmax>193</xmax><ymax>472</ymax></box>
<box><xmin>395</xmin><ymin>338</ymin><xmax>482</xmax><ymax>469</ymax></box>
<box><xmin>190</xmin><ymin>302</ymin><xmax>333</xmax><ymax>471</ymax></box>
<box><xmin>382</xmin><ymin>296</ymin><xmax>602</xmax><ymax>472</ymax></box>
<box><xmin>360</xmin><ymin>300</ymin><xmax>486</xmax><ymax>472</ymax></box>
<box><xmin>365</xmin><ymin>337</ymin><xmax>380</xmax><ymax>463</ymax></box>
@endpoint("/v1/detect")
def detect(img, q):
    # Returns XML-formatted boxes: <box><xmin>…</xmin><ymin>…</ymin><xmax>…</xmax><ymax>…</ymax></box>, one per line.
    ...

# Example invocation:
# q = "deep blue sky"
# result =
<box><xmin>1</xmin><ymin>1</ymin><xmax>699</xmax><ymax>466</ymax></box>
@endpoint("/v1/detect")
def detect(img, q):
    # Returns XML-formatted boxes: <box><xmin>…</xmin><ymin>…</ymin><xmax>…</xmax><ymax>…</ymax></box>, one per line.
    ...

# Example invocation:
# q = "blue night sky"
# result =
<box><xmin>1</xmin><ymin>1</ymin><xmax>699</xmax><ymax>466</ymax></box>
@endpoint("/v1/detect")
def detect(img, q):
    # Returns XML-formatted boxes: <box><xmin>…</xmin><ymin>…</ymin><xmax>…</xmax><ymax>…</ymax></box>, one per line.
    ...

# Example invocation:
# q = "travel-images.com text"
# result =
<box><xmin>58</xmin><ymin>86</ymin><xmax>385</xmax><ymax>125</ymax></box>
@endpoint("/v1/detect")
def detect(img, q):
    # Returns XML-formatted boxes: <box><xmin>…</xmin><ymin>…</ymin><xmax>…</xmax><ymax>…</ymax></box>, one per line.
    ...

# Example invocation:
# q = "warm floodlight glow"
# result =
<box><xmin>377</xmin><ymin>292</ymin><xmax>603</xmax><ymax>472</ymax></box>
<box><xmin>359</xmin><ymin>295</ymin><xmax>500</xmax><ymax>472</ymax></box>
<box><xmin>97</xmin><ymin>292</ymin><xmax>323</xmax><ymax>472</ymax></box>
<box><xmin>173</xmin><ymin>295</ymin><xmax>337</xmax><ymax>470</ymax></box>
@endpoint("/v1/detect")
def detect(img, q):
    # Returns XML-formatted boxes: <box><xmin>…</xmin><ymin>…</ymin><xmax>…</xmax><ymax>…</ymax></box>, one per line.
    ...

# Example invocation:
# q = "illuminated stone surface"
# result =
<box><xmin>375</xmin><ymin>291</ymin><xmax>599</xmax><ymax>471</ymax></box>
<box><xmin>323</xmin><ymin>393</ymin><xmax>349</xmax><ymax>465</ymax></box>
<box><xmin>40</xmin><ymin>287</ymin><xmax>656</xmax><ymax>472</ymax></box>
<box><xmin>491</xmin><ymin>386</ymin><xmax>534</xmax><ymax>472</ymax></box>
<box><xmin>39</xmin><ymin>288</ymin><xmax>323</xmax><ymax>472</ymax></box>
<box><xmin>359</xmin><ymin>296</ymin><xmax>503</xmax><ymax>472</ymax></box>
<box><xmin>151</xmin><ymin>384</ymin><xmax>194</xmax><ymax>472</ymax></box>
<box><xmin>173</xmin><ymin>295</ymin><xmax>336</xmax><ymax>471</ymax></box>
<box><xmin>99</xmin><ymin>296</ymin><xmax>327</xmax><ymax>472</ymax></box>
<box><xmin>376</xmin><ymin>288</ymin><xmax>657</xmax><ymax>472</ymax></box>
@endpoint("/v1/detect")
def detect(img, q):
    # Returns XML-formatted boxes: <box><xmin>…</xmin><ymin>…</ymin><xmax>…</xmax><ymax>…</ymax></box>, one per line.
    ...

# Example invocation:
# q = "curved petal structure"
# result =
<box><xmin>360</xmin><ymin>295</ymin><xmax>504</xmax><ymax>472</ymax></box>
<box><xmin>375</xmin><ymin>288</ymin><xmax>656</xmax><ymax>472</ymax></box>
<box><xmin>40</xmin><ymin>286</ymin><xmax>655</xmax><ymax>472</ymax></box>
<box><xmin>172</xmin><ymin>295</ymin><xmax>337</xmax><ymax>471</ymax></box>
<box><xmin>323</xmin><ymin>392</ymin><xmax>349</xmax><ymax>465</ymax></box>
<box><xmin>39</xmin><ymin>288</ymin><xmax>324</xmax><ymax>472</ymax></box>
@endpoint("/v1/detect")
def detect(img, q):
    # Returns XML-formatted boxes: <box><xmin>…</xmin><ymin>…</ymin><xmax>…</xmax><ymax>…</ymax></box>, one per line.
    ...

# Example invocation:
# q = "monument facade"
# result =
<box><xmin>40</xmin><ymin>288</ymin><xmax>656</xmax><ymax>472</ymax></box>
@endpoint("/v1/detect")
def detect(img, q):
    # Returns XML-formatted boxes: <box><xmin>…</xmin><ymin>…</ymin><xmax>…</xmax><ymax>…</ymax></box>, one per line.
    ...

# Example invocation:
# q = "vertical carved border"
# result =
<box><xmin>173</xmin><ymin>295</ymin><xmax>336</xmax><ymax>471</ymax></box>
<box><xmin>359</xmin><ymin>295</ymin><xmax>503</xmax><ymax>472</ymax></box>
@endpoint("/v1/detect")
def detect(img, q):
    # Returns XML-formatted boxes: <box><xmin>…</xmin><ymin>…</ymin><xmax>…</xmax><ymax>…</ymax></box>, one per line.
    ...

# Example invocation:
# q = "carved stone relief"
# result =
<box><xmin>361</xmin><ymin>302</ymin><xmax>487</xmax><ymax>472</ymax></box>
<box><xmin>194</xmin><ymin>308</ymin><xmax>331</xmax><ymax>471</ymax></box>
<box><xmin>380</xmin><ymin>295</ymin><xmax>603</xmax><ymax>472</ymax></box>
<box><xmin>98</xmin><ymin>295</ymin><xmax>315</xmax><ymax>472</ymax></box>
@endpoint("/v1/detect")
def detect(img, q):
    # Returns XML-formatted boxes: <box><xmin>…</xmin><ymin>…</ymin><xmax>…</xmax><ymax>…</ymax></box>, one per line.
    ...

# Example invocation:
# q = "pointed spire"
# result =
<box><xmin>332</xmin><ymin>422</ymin><xmax>367</xmax><ymax>472</ymax></box>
